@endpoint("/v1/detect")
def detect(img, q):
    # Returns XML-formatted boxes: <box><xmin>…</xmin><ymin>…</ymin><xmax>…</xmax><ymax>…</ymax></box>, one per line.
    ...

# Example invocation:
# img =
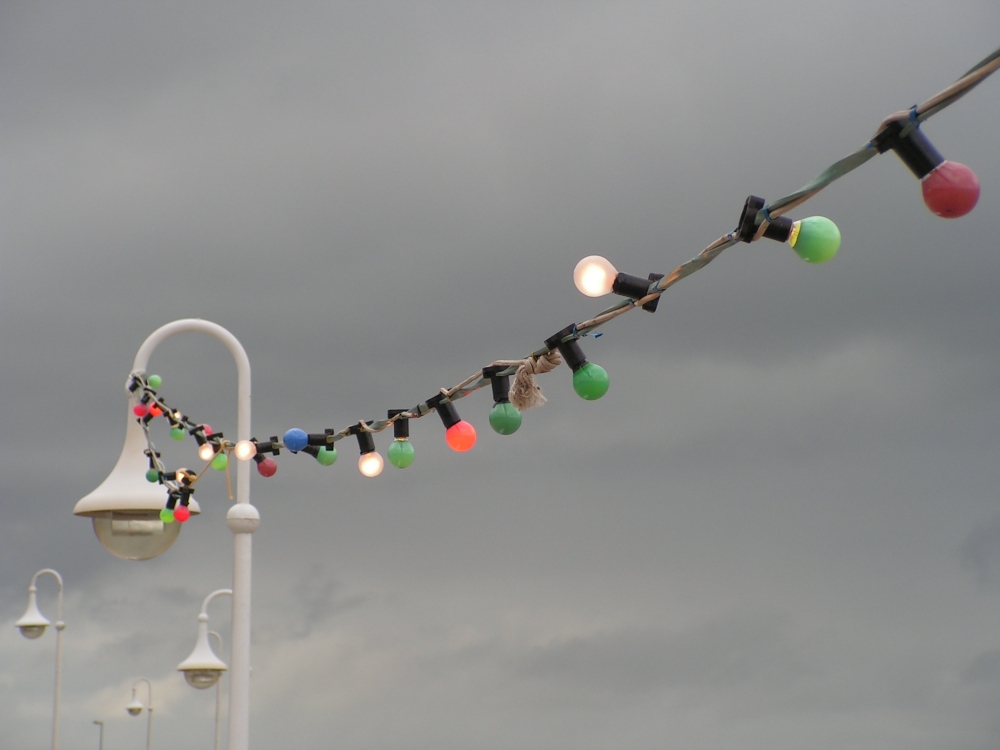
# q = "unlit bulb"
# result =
<box><xmin>573</xmin><ymin>256</ymin><xmax>617</xmax><ymax>297</ymax></box>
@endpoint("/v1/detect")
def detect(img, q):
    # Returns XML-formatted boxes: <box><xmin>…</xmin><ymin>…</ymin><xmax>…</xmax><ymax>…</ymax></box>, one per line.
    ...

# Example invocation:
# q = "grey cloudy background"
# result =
<box><xmin>2</xmin><ymin>2</ymin><xmax>1000</xmax><ymax>748</ymax></box>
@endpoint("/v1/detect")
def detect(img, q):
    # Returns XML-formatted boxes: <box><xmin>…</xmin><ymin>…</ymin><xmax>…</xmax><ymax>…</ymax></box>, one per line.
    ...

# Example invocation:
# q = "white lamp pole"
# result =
<box><xmin>75</xmin><ymin>319</ymin><xmax>256</xmax><ymax>750</ymax></box>
<box><xmin>177</xmin><ymin>588</ymin><xmax>233</xmax><ymax>750</ymax></box>
<box><xmin>93</xmin><ymin>720</ymin><xmax>104</xmax><ymax>750</ymax></box>
<box><xmin>209</xmin><ymin>631</ymin><xmax>225</xmax><ymax>750</ymax></box>
<box><xmin>15</xmin><ymin>568</ymin><xmax>65</xmax><ymax>750</ymax></box>
<box><xmin>126</xmin><ymin>677</ymin><xmax>153</xmax><ymax>750</ymax></box>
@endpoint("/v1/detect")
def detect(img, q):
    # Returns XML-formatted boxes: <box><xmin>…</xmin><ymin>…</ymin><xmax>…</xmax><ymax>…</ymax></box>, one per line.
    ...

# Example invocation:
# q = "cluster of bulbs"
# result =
<box><xmin>137</xmin><ymin>116</ymin><xmax>983</xmax><ymax>508</ymax></box>
<box><xmin>237</xmin><ymin>367</ymin><xmax>529</xmax><ymax>479</ymax></box>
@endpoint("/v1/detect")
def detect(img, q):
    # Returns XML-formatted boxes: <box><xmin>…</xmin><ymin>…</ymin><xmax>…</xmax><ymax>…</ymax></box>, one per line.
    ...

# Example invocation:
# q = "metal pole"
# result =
<box><xmin>93</xmin><ymin>720</ymin><xmax>103</xmax><ymax>750</ymax></box>
<box><xmin>27</xmin><ymin>569</ymin><xmax>64</xmax><ymax>750</ymax></box>
<box><xmin>132</xmin><ymin>320</ymin><xmax>255</xmax><ymax>750</ymax></box>
<box><xmin>208</xmin><ymin>631</ymin><xmax>224</xmax><ymax>750</ymax></box>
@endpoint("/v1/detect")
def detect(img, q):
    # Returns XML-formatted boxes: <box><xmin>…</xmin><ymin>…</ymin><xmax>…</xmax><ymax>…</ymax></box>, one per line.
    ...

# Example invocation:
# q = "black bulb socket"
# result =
<box><xmin>165</xmin><ymin>493</ymin><xmax>179</xmax><ymax>510</ymax></box>
<box><xmin>872</xmin><ymin>119</ymin><xmax>944</xmax><ymax>179</ymax></box>
<box><xmin>426</xmin><ymin>394</ymin><xmax>462</xmax><ymax>430</ymax></box>
<box><xmin>737</xmin><ymin>195</ymin><xmax>795</xmax><ymax>244</ymax></box>
<box><xmin>355</xmin><ymin>429</ymin><xmax>376</xmax><ymax>455</ymax></box>
<box><xmin>388</xmin><ymin>409</ymin><xmax>410</xmax><ymax>439</ymax></box>
<box><xmin>307</xmin><ymin>429</ymin><xmax>335</xmax><ymax>447</ymax></box>
<box><xmin>482</xmin><ymin>366</ymin><xmax>513</xmax><ymax>404</ymax></box>
<box><xmin>545</xmin><ymin>327</ymin><xmax>588</xmax><ymax>373</ymax></box>
<box><xmin>301</xmin><ymin>445</ymin><xmax>320</xmax><ymax>458</ymax></box>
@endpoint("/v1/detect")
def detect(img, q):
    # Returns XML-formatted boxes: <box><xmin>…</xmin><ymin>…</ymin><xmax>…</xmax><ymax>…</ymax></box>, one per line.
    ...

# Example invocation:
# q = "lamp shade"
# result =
<box><xmin>126</xmin><ymin>693</ymin><xmax>144</xmax><ymax>716</ymax></box>
<box><xmin>14</xmin><ymin>590</ymin><xmax>50</xmax><ymax>639</ymax></box>
<box><xmin>74</xmin><ymin>400</ymin><xmax>199</xmax><ymax>560</ymax></box>
<box><xmin>177</xmin><ymin>617</ymin><xmax>228</xmax><ymax>689</ymax></box>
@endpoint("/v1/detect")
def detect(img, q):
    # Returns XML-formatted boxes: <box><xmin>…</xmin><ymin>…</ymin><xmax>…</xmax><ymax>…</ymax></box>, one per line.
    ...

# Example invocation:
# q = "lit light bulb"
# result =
<box><xmin>429</xmin><ymin>397</ymin><xmax>477</xmax><ymax>452</ymax></box>
<box><xmin>573</xmin><ymin>256</ymin><xmax>617</xmax><ymax>297</ymax></box>
<box><xmin>283</xmin><ymin>428</ymin><xmax>308</xmax><ymax>453</ymax></box>
<box><xmin>445</xmin><ymin>422</ymin><xmax>477</xmax><ymax>451</ymax></box>
<box><xmin>358</xmin><ymin>451</ymin><xmax>384</xmax><ymax>477</ymax></box>
<box><xmin>921</xmin><ymin>161</ymin><xmax>980</xmax><ymax>218</ymax></box>
<box><xmin>149</xmin><ymin>404</ymin><xmax>163</xmax><ymax>417</ymax></box>
<box><xmin>788</xmin><ymin>216</ymin><xmax>841</xmax><ymax>263</ymax></box>
<box><xmin>198</xmin><ymin>443</ymin><xmax>216</xmax><ymax>462</ymax></box>
<box><xmin>234</xmin><ymin>440</ymin><xmax>257</xmax><ymax>461</ymax></box>
<box><xmin>353</xmin><ymin>426</ymin><xmax>383</xmax><ymax>477</ymax></box>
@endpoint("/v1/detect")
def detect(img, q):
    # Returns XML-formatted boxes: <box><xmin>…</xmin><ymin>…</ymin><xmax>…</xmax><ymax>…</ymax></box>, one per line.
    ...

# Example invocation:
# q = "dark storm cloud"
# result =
<box><xmin>3</xmin><ymin>1</ymin><xmax>1000</xmax><ymax>749</ymax></box>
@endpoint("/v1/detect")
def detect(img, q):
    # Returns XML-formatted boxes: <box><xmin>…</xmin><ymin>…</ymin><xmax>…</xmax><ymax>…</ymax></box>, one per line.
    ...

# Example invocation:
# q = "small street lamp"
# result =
<box><xmin>15</xmin><ymin>568</ymin><xmax>65</xmax><ymax>750</ymax></box>
<box><xmin>126</xmin><ymin>678</ymin><xmax>154</xmax><ymax>750</ymax></box>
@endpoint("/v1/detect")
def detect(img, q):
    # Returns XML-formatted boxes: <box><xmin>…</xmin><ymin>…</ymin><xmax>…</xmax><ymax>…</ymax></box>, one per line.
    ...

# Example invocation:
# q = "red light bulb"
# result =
<box><xmin>256</xmin><ymin>457</ymin><xmax>278</xmax><ymax>477</ymax></box>
<box><xmin>445</xmin><ymin>421</ymin><xmax>477</xmax><ymax>452</ymax></box>
<box><xmin>921</xmin><ymin>161</ymin><xmax>980</xmax><ymax>218</ymax></box>
<box><xmin>174</xmin><ymin>505</ymin><xmax>191</xmax><ymax>523</ymax></box>
<box><xmin>202</xmin><ymin>425</ymin><xmax>213</xmax><ymax>436</ymax></box>
<box><xmin>133</xmin><ymin>404</ymin><xmax>148</xmax><ymax>417</ymax></box>
<box><xmin>149</xmin><ymin>404</ymin><xmax>163</xmax><ymax>417</ymax></box>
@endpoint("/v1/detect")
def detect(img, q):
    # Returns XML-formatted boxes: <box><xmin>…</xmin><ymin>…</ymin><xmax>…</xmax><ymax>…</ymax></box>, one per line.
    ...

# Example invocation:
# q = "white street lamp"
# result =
<box><xmin>75</xmin><ymin>319</ymin><xmax>256</xmax><ymax>750</ymax></box>
<box><xmin>178</xmin><ymin>588</ymin><xmax>232</xmax><ymax>689</ymax></box>
<box><xmin>73</xmin><ymin>377</ymin><xmax>201</xmax><ymax>560</ymax></box>
<box><xmin>177</xmin><ymin>589</ymin><xmax>232</xmax><ymax>750</ymax></box>
<box><xmin>126</xmin><ymin>678</ymin><xmax>153</xmax><ymax>750</ymax></box>
<box><xmin>93</xmin><ymin>720</ymin><xmax>104</xmax><ymax>750</ymax></box>
<box><xmin>15</xmin><ymin>569</ymin><xmax>65</xmax><ymax>750</ymax></box>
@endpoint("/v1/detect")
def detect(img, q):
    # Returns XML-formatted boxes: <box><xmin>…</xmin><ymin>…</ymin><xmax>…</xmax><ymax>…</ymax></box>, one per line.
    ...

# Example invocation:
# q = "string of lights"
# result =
<box><xmin>130</xmin><ymin>43</ymin><xmax>1000</xmax><ymax>524</ymax></box>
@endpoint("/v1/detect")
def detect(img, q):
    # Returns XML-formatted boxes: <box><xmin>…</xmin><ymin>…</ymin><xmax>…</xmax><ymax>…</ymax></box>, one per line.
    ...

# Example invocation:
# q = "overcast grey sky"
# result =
<box><xmin>2</xmin><ymin>2</ymin><xmax>1000</xmax><ymax>749</ymax></box>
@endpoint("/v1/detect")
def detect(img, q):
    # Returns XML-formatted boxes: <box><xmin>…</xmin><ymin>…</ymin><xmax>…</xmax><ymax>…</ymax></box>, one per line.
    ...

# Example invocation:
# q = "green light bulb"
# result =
<box><xmin>212</xmin><ymin>453</ymin><xmax>228</xmax><ymax>471</ymax></box>
<box><xmin>572</xmin><ymin>362</ymin><xmax>610</xmax><ymax>400</ymax></box>
<box><xmin>147</xmin><ymin>374</ymin><xmax>162</xmax><ymax>389</ymax></box>
<box><xmin>489</xmin><ymin>402</ymin><xmax>522</xmax><ymax>435</ymax></box>
<box><xmin>316</xmin><ymin>446</ymin><xmax>337</xmax><ymax>466</ymax></box>
<box><xmin>387</xmin><ymin>439</ymin><xmax>415</xmax><ymax>468</ymax></box>
<box><xmin>170</xmin><ymin>426</ymin><xmax>185</xmax><ymax>441</ymax></box>
<box><xmin>789</xmin><ymin>216</ymin><xmax>840</xmax><ymax>263</ymax></box>
<box><xmin>160</xmin><ymin>508</ymin><xmax>175</xmax><ymax>523</ymax></box>
<box><xmin>145</xmin><ymin>468</ymin><xmax>159</xmax><ymax>483</ymax></box>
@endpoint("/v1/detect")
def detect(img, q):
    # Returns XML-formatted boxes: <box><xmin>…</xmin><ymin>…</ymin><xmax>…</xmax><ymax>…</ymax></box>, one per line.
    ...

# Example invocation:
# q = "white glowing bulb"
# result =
<box><xmin>358</xmin><ymin>452</ymin><xmax>384</xmax><ymax>477</ymax></box>
<box><xmin>198</xmin><ymin>443</ymin><xmax>215</xmax><ymax>462</ymax></box>
<box><xmin>573</xmin><ymin>255</ymin><xmax>618</xmax><ymax>297</ymax></box>
<box><xmin>233</xmin><ymin>440</ymin><xmax>257</xmax><ymax>461</ymax></box>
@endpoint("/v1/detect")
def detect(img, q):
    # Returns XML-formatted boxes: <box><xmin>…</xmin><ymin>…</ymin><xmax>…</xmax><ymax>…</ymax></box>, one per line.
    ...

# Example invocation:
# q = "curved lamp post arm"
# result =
<box><xmin>130</xmin><ymin>319</ymin><xmax>254</xmax><ymax>750</ymax></box>
<box><xmin>22</xmin><ymin>569</ymin><xmax>64</xmax><ymax>750</ymax></box>
<box><xmin>130</xmin><ymin>678</ymin><xmax>153</xmax><ymax>750</ymax></box>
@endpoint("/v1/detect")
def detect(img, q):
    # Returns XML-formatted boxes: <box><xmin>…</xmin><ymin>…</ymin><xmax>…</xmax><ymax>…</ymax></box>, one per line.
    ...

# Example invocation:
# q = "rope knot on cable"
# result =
<box><xmin>510</xmin><ymin>350</ymin><xmax>562</xmax><ymax>411</ymax></box>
